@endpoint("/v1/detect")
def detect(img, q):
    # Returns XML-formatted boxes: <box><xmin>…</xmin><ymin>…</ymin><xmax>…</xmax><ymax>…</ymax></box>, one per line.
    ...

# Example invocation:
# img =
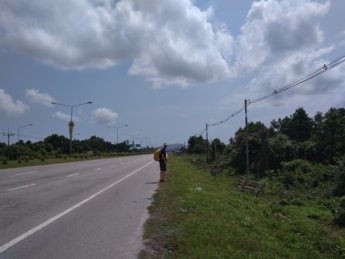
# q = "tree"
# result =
<box><xmin>320</xmin><ymin>108</ymin><xmax>345</xmax><ymax>162</ymax></box>
<box><xmin>229</xmin><ymin>122</ymin><xmax>270</xmax><ymax>176</ymax></box>
<box><xmin>187</xmin><ymin>136</ymin><xmax>207</xmax><ymax>154</ymax></box>
<box><xmin>281</xmin><ymin>108</ymin><xmax>313</xmax><ymax>142</ymax></box>
<box><xmin>268</xmin><ymin>133</ymin><xmax>295</xmax><ymax>169</ymax></box>
<box><xmin>44</xmin><ymin>134</ymin><xmax>69</xmax><ymax>153</ymax></box>
<box><xmin>210</xmin><ymin>138</ymin><xmax>226</xmax><ymax>161</ymax></box>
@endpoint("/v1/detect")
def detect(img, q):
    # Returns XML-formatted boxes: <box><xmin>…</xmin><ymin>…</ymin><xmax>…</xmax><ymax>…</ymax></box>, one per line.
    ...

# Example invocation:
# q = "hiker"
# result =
<box><xmin>159</xmin><ymin>143</ymin><xmax>168</xmax><ymax>182</ymax></box>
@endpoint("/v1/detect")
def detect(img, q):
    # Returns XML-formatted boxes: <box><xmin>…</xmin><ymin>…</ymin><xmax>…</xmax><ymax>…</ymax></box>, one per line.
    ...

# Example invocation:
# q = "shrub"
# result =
<box><xmin>277</xmin><ymin>160</ymin><xmax>312</xmax><ymax>189</ymax></box>
<box><xmin>340</xmin><ymin>197</ymin><xmax>345</xmax><ymax>209</ymax></box>
<box><xmin>332</xmin><ymin>157</ymin><xmax>345</xmax><ymax>197</ymax></box>
<box><xmin>333</xmin><ymin>211</ymin><xmax>345</xmax><ymax>228</ymax></box>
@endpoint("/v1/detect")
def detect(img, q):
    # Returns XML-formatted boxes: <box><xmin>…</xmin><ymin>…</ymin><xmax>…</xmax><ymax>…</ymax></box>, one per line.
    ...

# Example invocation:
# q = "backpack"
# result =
<box><xmin>153</xmin><ymin>148</ymin><xmax>161</xmax><ymax>161</ymax></box>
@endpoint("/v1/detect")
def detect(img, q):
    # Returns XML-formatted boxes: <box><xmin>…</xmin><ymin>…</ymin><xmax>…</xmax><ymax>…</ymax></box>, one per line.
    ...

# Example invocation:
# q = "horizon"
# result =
<box><xmin>1</xmin><ymin>0</ymin><xmax>345</xmax><ymax>147</ymax></box>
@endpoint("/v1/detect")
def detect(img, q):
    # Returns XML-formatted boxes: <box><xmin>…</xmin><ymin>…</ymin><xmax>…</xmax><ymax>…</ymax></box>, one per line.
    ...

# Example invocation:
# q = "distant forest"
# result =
<box><xmin>0</xmin><ymin>134</ymin><xmax>146</xmax><ymax>162</ymax></box>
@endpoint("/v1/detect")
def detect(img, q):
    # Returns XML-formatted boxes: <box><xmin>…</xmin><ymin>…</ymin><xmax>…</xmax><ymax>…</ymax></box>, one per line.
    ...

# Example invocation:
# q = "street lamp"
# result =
<box><xmin>18</xmin><ymin>123</ymin><xmax>33</xmax><ymax>142</ymax></box>
<box><xmin>108</xmin><ymin>124</ymin><xmax>128</xmax><ymax>152</ymax></box>
<box><xmin>51</xmin><ymin>101</ymin><xmax>92</xmax><ymax>156</ymax></box>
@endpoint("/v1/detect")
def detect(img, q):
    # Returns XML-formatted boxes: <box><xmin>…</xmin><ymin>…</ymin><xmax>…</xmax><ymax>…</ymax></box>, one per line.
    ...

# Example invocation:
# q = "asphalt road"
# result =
<box><xmin>0</xmin><ymin>155</ymin><xmax>159</xmax><ymax>259</ymax></box>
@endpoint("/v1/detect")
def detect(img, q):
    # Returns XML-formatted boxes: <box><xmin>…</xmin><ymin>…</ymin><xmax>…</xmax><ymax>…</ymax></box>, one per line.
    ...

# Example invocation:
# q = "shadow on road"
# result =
<box><xmin>145</xmin><ymin>181</ymin><xmax>159</xmax><ymax>184</ymax></box>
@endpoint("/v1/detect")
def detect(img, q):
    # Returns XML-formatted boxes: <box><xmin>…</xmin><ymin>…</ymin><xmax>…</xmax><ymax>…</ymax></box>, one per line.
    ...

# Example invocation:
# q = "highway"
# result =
<box><xmin>0</xmin><ymin>155</ymin><xmax>158</xmax><ymax>259</ymax></box>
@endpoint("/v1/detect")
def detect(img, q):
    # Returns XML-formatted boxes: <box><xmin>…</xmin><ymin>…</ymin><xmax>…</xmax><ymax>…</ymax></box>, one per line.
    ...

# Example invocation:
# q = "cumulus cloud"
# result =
<box><xmin>229</xmin><ymin>0</ymin><xmax>345</xmax><ymax>102</ymax></box>
<box><xmin>338</xmin><ymin>31</ymin><xmax>345</xmax><ymax>47</ymax></box>
<box><xmin>234</xmin><ymin>0</ymin><xmax>330</xmax><ymax>73</ymax></box>
<box><xmin>92</xmin><ymin>107</ymin><xmax>118</xmax><ymax>125</ymax></box>
<box><xmin>0</xmin><ymin>89</ymin><xmax>29</xmax><ymax>116</ymax></box>
<box><xmin>26</xmin><ymin>89</ymin><xmax>55</xmax><ymax>107</ymax></box>
<box><xmin>0</xmin><ymin>0</ymin><xmax>233</xmax><ymax>87</ymax></box>
<box><xmin>53</xmin><ymin>111</ymin><xmax>71</xmax><ymax>121</ymax></box>
<box><xmin>53</xmin><ymin>111</ymin><xmax>80</xmax><ymax>122</ymax></box>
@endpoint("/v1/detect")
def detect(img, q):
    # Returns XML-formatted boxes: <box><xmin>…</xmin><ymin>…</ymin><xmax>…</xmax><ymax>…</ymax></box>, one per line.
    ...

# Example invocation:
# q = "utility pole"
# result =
<box><xmin>3</xmin><ymin>129</ymin><xmax>15</xmax><ymax>160</ymax></box>
<box><xmin>206</xmin><ymin>123</ymin><xmax>209</xmax><ymax>162</ymax></box>
<box><xmin>245</xmin><ymin>100</ymin><xmax>249</xmax><ymax>174</ymax></box>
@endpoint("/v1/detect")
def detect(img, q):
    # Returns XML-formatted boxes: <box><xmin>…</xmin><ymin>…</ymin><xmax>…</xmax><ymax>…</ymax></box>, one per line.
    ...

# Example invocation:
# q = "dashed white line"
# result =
<box><xmin>16</xmin><ymin>171</ymin><xmax>39</xmax><ymax>176</ymax></box>
<box><xmin>94</xmin><ymin>168</ymin><xmax>102</xmax><ymax>171</ymax></box>
<box><xmin>66</xmin><ymin>173</ymin><xmax>79</xmax><ymax>178</ymax></box>
<box><xmin>8</xmin><ymin>184</ymin><xmax>36</xmax><ymax>192</ymax></box>
<box><xmin>0</xmin><ymin>160</ymin><xmax>154</xmax><ymax>254</ymax></box>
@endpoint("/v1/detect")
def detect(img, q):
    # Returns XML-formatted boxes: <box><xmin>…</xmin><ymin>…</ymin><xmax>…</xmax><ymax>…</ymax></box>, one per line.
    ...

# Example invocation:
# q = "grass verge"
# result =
<box><xmin>139</xmin><ymin>155</ymin><xmax>345</xmax><ymax>258</ymax></box>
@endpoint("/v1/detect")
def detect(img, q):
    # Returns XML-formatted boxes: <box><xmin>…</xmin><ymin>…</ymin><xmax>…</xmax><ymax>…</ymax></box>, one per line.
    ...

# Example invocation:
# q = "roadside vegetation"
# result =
<box><xmin>140</xmin><ymin>107</ymin><xmax>345</xmax><ymax>258</ymax></box>
<box><xmin>0</xmin><ymin>134</ymin><xmax>152</xmax><ymax>169</ymax></box>
<box><xmin>140</xmin><ymin>155</ymin><xmax>345</xmax><ymax>258</ymax></box>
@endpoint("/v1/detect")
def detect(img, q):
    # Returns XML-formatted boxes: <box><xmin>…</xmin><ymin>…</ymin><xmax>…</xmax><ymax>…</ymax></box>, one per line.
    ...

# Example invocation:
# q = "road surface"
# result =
<box><xmin>0</xmin><ymin>155</ymin><xmax>159</xmax><ymax>259</ymax></box>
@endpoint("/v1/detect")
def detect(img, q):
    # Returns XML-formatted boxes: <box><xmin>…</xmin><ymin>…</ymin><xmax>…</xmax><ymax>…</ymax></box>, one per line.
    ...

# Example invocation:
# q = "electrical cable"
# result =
<box><xmin>192</xmin><ymin>54</ymin><xmax>345</xmax><ymax>136</ymax></box>
<box><xmin>249</xmin><ymin>55</ymin><xmax>345</xmax><ymax>105</ymax></box>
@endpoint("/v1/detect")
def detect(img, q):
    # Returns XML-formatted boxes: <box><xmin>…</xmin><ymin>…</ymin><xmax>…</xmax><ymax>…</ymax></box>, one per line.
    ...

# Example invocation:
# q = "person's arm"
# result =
<box><xmin>163</xmin><ymin>151</ymin><xmax>168</xmax><ymax>163</ymax></box>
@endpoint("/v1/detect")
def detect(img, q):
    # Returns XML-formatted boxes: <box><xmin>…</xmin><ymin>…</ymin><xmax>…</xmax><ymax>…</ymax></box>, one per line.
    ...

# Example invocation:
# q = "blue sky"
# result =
<box><xmin>1</xmin><ymin>0</ymin><xmax>345</xmax><ymax>147</ymax></box>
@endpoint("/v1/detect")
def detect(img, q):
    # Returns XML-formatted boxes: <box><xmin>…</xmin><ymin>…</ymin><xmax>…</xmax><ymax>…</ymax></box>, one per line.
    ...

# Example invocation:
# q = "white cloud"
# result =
<box><xmin>92</xmin><ymin>107</ymin><xmax>118</xmax><ymax>125</ymax></box>
<box><xmin>234</xmin><ymin>0</ymin><xmax>330</xmax><ymax>74</ymax></box>
<box><xmin>0</xmin><ymin>0</ymin><xmax>233</xmax><ymax>87</ymax></box>
<box><xmin>53</xmin><ymin>111</ymin><xmax>80</xmax><ymax>122</ymax></box>
<box><xmin>338</xmin><ymin>31</ymin><xmax>345</xmax><ymax>47</ymax></box>
<box><xmin>25</xmin><ymin>89</ymin><xmax>55</xmax><ymax>107</ymax></box>
<box><xmin>0</xmin><ymin>89</ymin><xmax>28</xmax><ymax>116</ymax></box>
<box><xmin>228</xmin><ymin>0</ymin><xmax>345</xmax><ymax>102</ymax></box>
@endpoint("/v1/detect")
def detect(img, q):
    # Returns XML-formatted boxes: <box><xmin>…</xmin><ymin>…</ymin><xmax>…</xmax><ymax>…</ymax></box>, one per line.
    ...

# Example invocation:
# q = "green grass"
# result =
<box><xmin>140</xmin><ymin>155</ymin><xmax>345</xmax><ymax>258</ymax></box>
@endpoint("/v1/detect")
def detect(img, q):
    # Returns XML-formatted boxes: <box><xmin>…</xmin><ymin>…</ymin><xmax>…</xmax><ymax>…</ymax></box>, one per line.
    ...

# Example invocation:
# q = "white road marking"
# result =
<box><xmin>15</xmin><ymin>171</ymin><xmax>39</xmax><ymax>176</ymax></box>
<box><xmin>0</xmin><ymin>160</ymin><xmax>154</xmax><ymax>254</ymax></box>
<box><xmin>8</xmin><ymin>184</ymin><xmax>36</xmax><ymax>192</ymax></box>
<box><xmin>66</xmin><ymin>173</ymin><xmax>79</xmax><ymax>178</ymax></box>
<box><xmin>94</xmin><ymin>168</ymin><xmax>102</xmax><ymax>171</ymax></box>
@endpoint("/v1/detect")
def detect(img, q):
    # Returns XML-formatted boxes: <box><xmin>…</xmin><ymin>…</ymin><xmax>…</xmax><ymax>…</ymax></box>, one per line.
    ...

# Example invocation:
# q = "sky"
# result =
<box><xmin>1</xmin><ymin>0</ymin><xmax>345</xmax><ymax>147</ymax></box>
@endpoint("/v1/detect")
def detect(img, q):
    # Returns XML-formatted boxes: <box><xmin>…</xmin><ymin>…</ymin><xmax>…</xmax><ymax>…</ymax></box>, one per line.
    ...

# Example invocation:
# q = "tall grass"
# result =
<box><xmin>140</xmin><ymin>155</ymin><xmax>345</xmax><ymax>258</ymax></box>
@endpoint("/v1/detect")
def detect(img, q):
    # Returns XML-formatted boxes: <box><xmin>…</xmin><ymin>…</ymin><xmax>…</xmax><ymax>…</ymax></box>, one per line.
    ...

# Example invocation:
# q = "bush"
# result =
<box><xmin>340</xmin><ymin>197</ymin><xmax>345</xmax><ymax>209</ymax></box>
<box><xmin>275</xmin><ymin>160</ymin><xmax>328</xmax><ymax>190</ymax></box>
<box><xmin>277</xmin><ymin>160</ymin><xmax>312</xmax><ymax>189</ymax></box>
<box><xmin>333</xmin><ymin>211</ymin><xmax>345</xmax><ymax>228</ymax></box>
<box><xmin>332</xmin><ymin>157</ymin><xmax>345</xmax><ymax>197</ymax></box>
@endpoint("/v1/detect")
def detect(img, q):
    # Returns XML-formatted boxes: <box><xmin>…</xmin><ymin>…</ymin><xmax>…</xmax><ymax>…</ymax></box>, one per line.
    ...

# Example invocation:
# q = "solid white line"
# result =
<box><xmin>15</xmin><ymin>171</ymin><xmax>39</xmax><ymax>176</ymax></box>
<box><xmin>0</xmin><ymin>160</ymin><xmax>154</xmax><ymax>254</ymax></box>
<box><xmin>8</xmin><ymin>184</ymin><xmax>36</xmax><ymax>192</ymax></box>
<box><xmin>66</xmin><ymin>173</ymin><xmax>79</xmax><ymax>178</ymax></box>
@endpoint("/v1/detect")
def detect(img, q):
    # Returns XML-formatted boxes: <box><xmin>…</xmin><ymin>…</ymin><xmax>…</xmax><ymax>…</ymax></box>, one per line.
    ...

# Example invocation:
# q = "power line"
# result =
<box><xmin>208</xmin><ymin>106</ymin><xmax>245</xmax><ymax>127</ymax></box>
<box><xmin>249</xmin><ymin>55</ymin><xmax>345</xmax><ymax>105</ymax></box>
<box><xmin>192</xmin><ymin>54</ymin><xmax>345</xmax><ymax>138</ymax></box>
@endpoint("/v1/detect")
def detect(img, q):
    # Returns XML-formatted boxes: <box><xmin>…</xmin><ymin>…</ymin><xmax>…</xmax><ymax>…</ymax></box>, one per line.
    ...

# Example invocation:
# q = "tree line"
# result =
<box><xmin>188</xmin><ymin>107</ymin><xmax>345</xmax><ymax>177</ymax></box>
<box><xmin>0</xmin><ymin>134</ymin><xmax>145</xmax><ymax>162</ymax></box>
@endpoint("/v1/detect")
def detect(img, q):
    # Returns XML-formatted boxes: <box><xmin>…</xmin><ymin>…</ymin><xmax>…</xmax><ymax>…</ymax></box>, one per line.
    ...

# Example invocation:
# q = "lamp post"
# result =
<box><xmin>51</xmin><ymin>101</ymin><xmax>92</xmax><ymax>156</ymax></box>
<box><xmin>108</xmin><ymin>124</ymin><xmax>128</xmax><ymax>152</ymax></box>
<box><xmin>18</xmin><ymin>123</ymin><xmax>33</xmax><ymax>142</ymax></box>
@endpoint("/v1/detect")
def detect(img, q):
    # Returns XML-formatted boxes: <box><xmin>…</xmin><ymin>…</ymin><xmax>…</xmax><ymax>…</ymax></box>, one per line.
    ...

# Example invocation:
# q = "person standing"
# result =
<box><xmin>159</xmin><ymin>143</ymin><xmax>168</xmax><ymax>182</ymax></box>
